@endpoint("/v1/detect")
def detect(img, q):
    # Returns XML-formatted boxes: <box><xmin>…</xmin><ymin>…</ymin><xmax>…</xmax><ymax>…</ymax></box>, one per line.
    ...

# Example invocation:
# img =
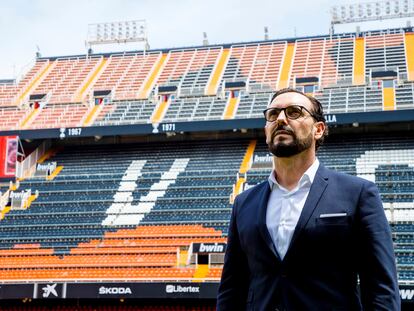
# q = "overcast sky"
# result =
<box><xmin>1</xmin><ymin>0</ymin><xmax>413</xmax><ymax>79</ymax></box>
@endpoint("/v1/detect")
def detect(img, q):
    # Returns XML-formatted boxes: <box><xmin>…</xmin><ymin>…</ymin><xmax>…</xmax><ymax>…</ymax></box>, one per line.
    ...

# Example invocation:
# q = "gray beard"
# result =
<box><xmin>268</xmin><ymin>133</ymin><xmax>313</xmax><ymax>157</ymax></box>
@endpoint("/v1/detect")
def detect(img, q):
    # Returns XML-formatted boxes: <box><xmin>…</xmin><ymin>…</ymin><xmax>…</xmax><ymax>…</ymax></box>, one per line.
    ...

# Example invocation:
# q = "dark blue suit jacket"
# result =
<box><xmin>217</xmin><ymin>165</ymin><xmax>400</xmax><ymax>310</ymax></box>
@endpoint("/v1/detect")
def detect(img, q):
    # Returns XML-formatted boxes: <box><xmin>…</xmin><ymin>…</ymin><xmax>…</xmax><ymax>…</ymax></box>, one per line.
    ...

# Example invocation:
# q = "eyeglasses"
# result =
<box><xmin>263</xmin><ymin>105</ymin><xmax>317</xmax><ymax>122</ymax></box>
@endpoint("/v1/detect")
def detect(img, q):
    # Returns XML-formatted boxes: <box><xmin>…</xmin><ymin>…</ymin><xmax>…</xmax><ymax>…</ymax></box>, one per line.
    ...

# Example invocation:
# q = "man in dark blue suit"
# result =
<box><xmin>217</xmin><ymin>88</ymin><xmax>400</xmax><ymax>310</ymax></box>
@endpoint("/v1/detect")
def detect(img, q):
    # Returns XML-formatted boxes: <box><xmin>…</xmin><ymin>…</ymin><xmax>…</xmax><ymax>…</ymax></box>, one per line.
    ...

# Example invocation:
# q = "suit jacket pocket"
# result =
<box><xmin>315</xmin><ymin>215</ymin><xmax>350</xmax><ymax>226</ymax></box>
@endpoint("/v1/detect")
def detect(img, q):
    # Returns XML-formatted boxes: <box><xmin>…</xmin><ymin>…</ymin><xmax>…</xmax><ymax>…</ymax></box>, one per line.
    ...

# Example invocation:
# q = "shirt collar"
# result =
<box><xmin>268</xmin><ymin>158</ymin><xmax>320</xmax><ymax>191</ymax></box>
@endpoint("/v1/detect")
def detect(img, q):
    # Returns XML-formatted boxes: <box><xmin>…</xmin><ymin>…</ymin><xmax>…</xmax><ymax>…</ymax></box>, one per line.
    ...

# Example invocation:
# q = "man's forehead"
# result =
<box><xmin>269</xmin><ymin>92</ymin><xmax>312</xmax><ymax>108</ymax></box>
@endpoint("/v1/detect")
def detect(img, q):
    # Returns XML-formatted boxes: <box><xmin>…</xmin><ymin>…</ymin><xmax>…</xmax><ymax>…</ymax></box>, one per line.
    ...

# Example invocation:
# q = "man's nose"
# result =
<box><xmin>276</xmin><ymin>110</ymin><xmax>288</xmax><ymax>123</ymax></box>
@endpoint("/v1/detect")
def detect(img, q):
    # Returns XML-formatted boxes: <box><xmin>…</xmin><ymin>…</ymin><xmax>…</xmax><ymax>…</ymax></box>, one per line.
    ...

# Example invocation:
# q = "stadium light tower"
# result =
<box><xmin>330</xmin><ymin>0</ymin><xmax>414</xmax><ymax>33</ymax></box>
<box><xmin>86</xmin><ymin>19</ymin><xmax>149</xmax><ymax>53</ymax></box>
<box><xmin>264</xmin><ymin>27</ymin><xmax>269</xmax><ymax>40</ymax></box>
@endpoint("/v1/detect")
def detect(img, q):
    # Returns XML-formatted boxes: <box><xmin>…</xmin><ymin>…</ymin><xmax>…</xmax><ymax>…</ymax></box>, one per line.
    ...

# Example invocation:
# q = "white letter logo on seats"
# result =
<box><xmin>400</xmin><ymin>289</ymin><xmax>414</xmax><ymax>300</ymax></box>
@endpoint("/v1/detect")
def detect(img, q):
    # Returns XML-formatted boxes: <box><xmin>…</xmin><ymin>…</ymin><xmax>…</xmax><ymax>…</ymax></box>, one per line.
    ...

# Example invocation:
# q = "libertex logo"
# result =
<box><xmin>165</xmin><ymin>284</ymin><xmax>200</xmax><ymax>293</ymax></box>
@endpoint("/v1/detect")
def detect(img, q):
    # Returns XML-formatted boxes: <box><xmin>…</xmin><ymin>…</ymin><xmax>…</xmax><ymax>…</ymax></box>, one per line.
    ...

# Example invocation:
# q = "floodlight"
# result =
<box><xmin>86</xmin><ymin>20</ymin><xmax>149</xmax><ymax>52</ymax></box>
<box><xmin>385</xmin><ymin>1</ymin><xmax>391</xmax><ymax>13</ymax></box>
<box><xmin>341</xmin><ymin>5</ymin><xmax>347</xmax><ymax>18</ymax></box>
<box><xmin>332</xmin><ymin>6</ymin><xmax>338</xmax><ymax>20</ymax></box>
<box><xmin>394</xmin><ymin>0</ymin><xmax>400</xmax><ymax>13</ymax></box>
<box><xmin>349</xmin><ymin>5</ymin><xmax>355</xmax><ymax>17</ymax></box>
<box><xmin>367</xmin><ymin>3</ymin><xmax>372</xmax><ymax>16</ymax></box>
<box><xmin>358</xmin><ymin>4</ymin><xmax>364</xmax><ymax>17</ymax></box>
<box><xmin>330</xmin><ymin>0</ymin><xmax>414</xmax><ymax>26</ymax></box>
<box><xmin>376</xmin><ymin>3</ymin><xmax>381</xmax><ymax>15</ymax></box>
<box><xmin>403</xmin><ymin>0</ymin><xmax>409</xmax><ymax>12</ymax></box>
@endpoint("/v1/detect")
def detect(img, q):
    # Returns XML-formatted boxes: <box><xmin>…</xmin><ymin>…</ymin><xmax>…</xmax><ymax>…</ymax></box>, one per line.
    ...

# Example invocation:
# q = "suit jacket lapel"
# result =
<box><xmin>257</xmin><ymin>181</ymin><xmax>281</xmax><ymax>261</ymax></box>
<box><xmin>285</xmin><ymin>165</ymin><xmax>329</xmax><ymax>258</ymax></box>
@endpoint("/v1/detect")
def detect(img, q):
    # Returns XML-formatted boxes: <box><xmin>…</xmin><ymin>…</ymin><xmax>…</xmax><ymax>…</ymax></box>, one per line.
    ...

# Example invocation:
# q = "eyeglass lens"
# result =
<box><xmin>265</xmin><ymin>106</ymin><xmax>303</xmax><ymax>121</ymax></box>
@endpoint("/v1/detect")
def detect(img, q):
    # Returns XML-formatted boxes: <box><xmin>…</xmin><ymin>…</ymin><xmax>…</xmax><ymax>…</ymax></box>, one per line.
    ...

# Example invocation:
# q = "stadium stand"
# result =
<box><xmin>221</xmin><ymin>42</ymin><xmax>286</xmax><ymax>92</ymax></box>
<box><xmin>0</xmin><ymin>106</ymin><xmax>31</xmax><ymax>130</ymax></box>
<box><xmin>31</xmin><ymin>57</ymin><xmax>103</xmax><ymax>104</ymax></box>
<box><xmin>157</xmin><ymin>47</ymin><xmax>221</xmax><ymax>96</ymax></box>
<box><xmin>290</xmin><ymin>35</ymin><xmax>355</xmax><ymax>88</ymax></box>
<box><xmin>365</xmin><ymin>31</ymin><xmax>407</xmax><ymax>76</ymax></box>
<box><xmin>93</xmin><ymin>52</ymin><xmax>161</xmax><ymax>100</ymax></box>
<box><xmin>25</xmin><ymin>103</ymin><xmax>91</xmax><ymax>129</ymax></box>
<box><xmin>1</xmin><ymin>133</ymin><xmax>414</xmax><ymax>284</ymax></box>
<box><xmin>0</xmin><ymin>140</ymin><xmax>245</xmax><ymax>281</ymax></box>
<box><xmin>0</xmin><ymin>83</ymin><xmax>18</xmax><ymax>106</ymax></box>
<box><xmin>0</xmin><ymin>27</ymin><xmax>411</xmax><ymax>130</ymax></box>
<box><xmin>0</xmin><ymin>60</ymin><xmax>52</xmax><ymax>107</ymax></box>
<box><xmin>0</xmin><ymin>25</ymin><xmax>414</xmax><ymax>309</ymax></box>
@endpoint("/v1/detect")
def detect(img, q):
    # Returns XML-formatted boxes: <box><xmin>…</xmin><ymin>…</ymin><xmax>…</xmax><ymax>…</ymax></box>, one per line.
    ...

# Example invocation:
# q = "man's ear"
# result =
<box><xmin>314</xmin><ymin>121</ymin><xmax>326</xmax><ymax>140</ymax></box>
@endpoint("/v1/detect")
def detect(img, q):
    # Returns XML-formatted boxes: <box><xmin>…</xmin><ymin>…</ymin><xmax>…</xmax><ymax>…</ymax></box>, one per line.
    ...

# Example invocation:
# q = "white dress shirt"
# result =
<box><xmin>266</xmin><ymin>158</ymin><xmax>319</xmax><ymax>259</ymax></box>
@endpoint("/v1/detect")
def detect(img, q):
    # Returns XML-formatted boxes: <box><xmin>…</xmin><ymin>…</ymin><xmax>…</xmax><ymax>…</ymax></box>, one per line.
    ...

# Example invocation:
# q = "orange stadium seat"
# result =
<box><xmin>93</xmin><ymin>52</ymin><xmax>161</xmax><ymax>100</ymax></box>
<box><xmin>32</xmin><ymin>57</ymin><xmax>102</xmax><ymax>104</ymax></box>
<box><xmin>157</xmin><ymin>47</ymin><xmax>221</xmax><ymax>95</ymax></box>
<box><xmin>26</xmin><ymin>103</ymin><xmax>90</xmax><ymax>129</ymax></box>
<box><xmin>222</xmin><ymin>42</ymin><xmax>286</xmax><ymax>91</ymax></box>
<box><xmin>0</xmin><ymin>60</ymin><xmax>50</xmax><ymax>107</ymax></box>
<box><xmin>290</xmin><ymin>36</ymin><xmax>354</xmax><ymax>88</ymax></box>
<box><xmin>0</xmin><ymin>224</ymin><xmax>225</xmax><ymax>281</ymax></box>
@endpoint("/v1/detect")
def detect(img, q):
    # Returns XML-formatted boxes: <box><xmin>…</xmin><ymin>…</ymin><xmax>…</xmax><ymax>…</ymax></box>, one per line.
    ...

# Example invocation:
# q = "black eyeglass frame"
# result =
<box><xmin>263</xmin><ymin>105</ymin><xmax>319</xmax><ymax>122</ymax></box>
